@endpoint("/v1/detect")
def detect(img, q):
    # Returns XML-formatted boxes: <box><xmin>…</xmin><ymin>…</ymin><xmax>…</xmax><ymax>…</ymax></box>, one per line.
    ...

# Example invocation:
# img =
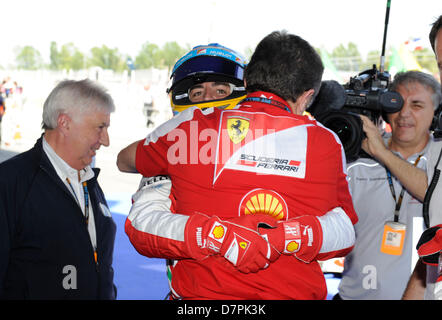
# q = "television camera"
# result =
<box><xmin>306</xmin><ymin>0</ymin><xmax>442</xmax><ymax>162</ymax></box>
<box><xmin>307</xmin><ymin>66</ymin><xmax>403</xmax><ymax>162</ymax></box>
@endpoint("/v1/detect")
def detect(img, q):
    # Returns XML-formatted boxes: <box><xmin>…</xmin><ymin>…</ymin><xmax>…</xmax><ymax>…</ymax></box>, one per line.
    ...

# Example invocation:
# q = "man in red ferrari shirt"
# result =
<box><xmin>117</xmin><ymin>31</ymin><xmax>358</xmax><ymax>299</ymax></box>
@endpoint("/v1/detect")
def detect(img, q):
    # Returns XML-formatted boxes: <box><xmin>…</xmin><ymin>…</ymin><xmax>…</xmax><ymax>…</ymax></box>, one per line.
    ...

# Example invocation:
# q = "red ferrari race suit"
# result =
<box><xmin>125</xmin><ymin>91</ymin><xmax>358</xmax><ymax>299</ymax></box>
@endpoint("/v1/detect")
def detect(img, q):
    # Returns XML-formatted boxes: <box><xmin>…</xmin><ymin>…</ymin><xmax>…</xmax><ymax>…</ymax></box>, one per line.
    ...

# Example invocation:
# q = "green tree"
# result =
<box><xmin>50</xmin><ymin>41</ymin><xmax>59</xmax><ymax>70</ymax></box>
<box><xmin>15</xmin><ymin>45</ymin><xmax>42</xmax><ymax>70</ymax></box>
<box><xmin>135</xmin><ymin>42</ymin><xmax>161</xmax><ymax>69</ymax></box>
<box><xmin>50</xmin><ymin>42</ymin><xmax>85</xmax><ymax>71</ymax></box>
<box><xmin>71</xmin><ymin>49</ymin><xmax>86</xmax><ymax>71</ymax></box>
<box><xmin>413</xmin><ymin>48</ymin><xmax>438</xmax><ymax>74</ymax></box>
<box><xmin>330</xmin><ymin>42</ymin><xmax>363</xmax><ymax>71</ymax></box>
<box><xmin>88</xmin><ymin>45</ymin><xmax>126</xmax><ymax>71</ymax></box>
<box><xmin>134</xmin><ymin>41</ymin><xmax>188</xmax><ymax>71</ymax></box>
<box><xmin>159</xmin><ymin>42</ymin><xmax>188</xmax><ymax>72</ymax></box>
<box><xmin>59</xmin><ymin>43</ymin><xmax>85</xmax><ymax>70</ymax></box>
<box><xmin>363</xmin><ymin>50</ymin><xmax>381</xmax><ymax>71</ymax></box>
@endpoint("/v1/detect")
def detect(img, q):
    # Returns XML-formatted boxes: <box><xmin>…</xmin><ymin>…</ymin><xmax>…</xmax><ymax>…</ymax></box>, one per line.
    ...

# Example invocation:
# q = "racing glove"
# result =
<box><xmin>416</xmin><ymin>225</ymin><xmax>442</xmax><ymax>300</ymax></box>
<box><xmin>258</xmin><ymin>215</ymin><xmax>323</xmax><ymax>263</ymax></box>
<box><xmin>417</xmin><ymin>224</ymin><xmax>442</xmax><ymax>266</ymax></box>
<box><xmin>185</xmin><ymin>213</ymin><xmax>280</xmax><ymax>273</ymax></box>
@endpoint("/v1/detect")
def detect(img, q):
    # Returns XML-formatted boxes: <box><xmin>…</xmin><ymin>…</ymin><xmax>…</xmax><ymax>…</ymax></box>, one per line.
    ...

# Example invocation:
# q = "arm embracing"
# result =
<box><xmin>117</xmin><ymin>140</ymin><xmax>141</xmax><ymax>173</ymax></box>
<box><xmin>258</xmin><ymin>134</ymin><xmax>357</xmax><ymax>263</ymax></box>
<box><xmin>125</xmin><ymin>176</ymin><xmax>279</xmax><ymax>273</ymax></box>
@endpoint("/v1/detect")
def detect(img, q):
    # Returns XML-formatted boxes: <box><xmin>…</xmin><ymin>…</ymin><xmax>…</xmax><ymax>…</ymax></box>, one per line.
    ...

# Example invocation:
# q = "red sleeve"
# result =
<box><xmin>335</xmin><ymin>145</ymin><xmax>358</xmax><ymax>225</ymax></box>
<box><xmin>135</xmin><ymin>138</ymin><xmax>169</xmax><ymax>177</ymax></box>
<box><xmin>134</xmin><ymin>107</ymin><xmax>205</xmax><ymax>176</ymax></box>
<box><xmin>311</xmin><ymin>122</ymin><xmax>358</xmax><ymax>225</ymax></box>
<box><xmin>306</xmin><ymin>123</ymin><xmax>358</xmax><ymax>261</ymax></box>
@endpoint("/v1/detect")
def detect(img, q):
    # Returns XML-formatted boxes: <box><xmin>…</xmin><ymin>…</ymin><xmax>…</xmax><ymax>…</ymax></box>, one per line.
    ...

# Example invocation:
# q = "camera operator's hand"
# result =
<box><xmin>360</xmin><ymin>115</ymin><xmax>388</xmax><ymax>159</ymax></box>
<box><xmin>359</xmin><ymin>115</ymin><xmax>427</xmax><ymax>202</ymax></box>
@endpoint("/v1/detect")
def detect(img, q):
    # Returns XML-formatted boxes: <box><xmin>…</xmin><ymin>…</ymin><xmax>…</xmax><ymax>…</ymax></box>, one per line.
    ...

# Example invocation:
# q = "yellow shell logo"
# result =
<box><xmin>212</xmin><ymin>225</ymin><xmax>225</xmax><ymax>239</ymax></box>
<box><xmin>239</xmin><ymin>189</ymin><xmax>288</xmax><ymax>220</ymax></box>
<box><xmin>286</xmin><ymin>240</ymin><xmax>299</xmax><ymax>253</ymax></box>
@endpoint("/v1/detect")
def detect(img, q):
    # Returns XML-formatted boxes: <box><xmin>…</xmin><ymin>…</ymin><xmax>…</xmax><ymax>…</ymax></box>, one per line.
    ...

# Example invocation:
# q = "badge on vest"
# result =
<box><xmin>380</xmin><ymin>221</ymin><xmax>406</xmax><ymax>256</ymax></box>
<box><xmin>100</xmin><ymin>203</ymin><xmax>112</xmax><ymax>217</ymax></box>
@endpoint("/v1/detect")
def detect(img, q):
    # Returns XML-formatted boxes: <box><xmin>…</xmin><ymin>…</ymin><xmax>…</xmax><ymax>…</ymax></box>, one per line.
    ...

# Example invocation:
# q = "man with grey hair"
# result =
<box><xmin>336</xmin><ymin>71</ymin><xmax>442</xmax><ymax>300</ymax></box>
<box><xmin>402</xmin><ymin>14</ymin><xmax>442</xmax><ymax>301</ymax></box>
<box><xmin>0</xmin><ymin>79</ymin><xmax>117</xmax><ymax>299</ymax></box>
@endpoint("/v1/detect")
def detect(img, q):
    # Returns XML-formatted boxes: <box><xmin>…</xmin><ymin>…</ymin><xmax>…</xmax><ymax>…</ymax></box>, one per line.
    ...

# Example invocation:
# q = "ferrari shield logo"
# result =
<box><xmin>227</xmin><ymin>117</ymin><xmax>250</xmax><ymax>144</ymax></box>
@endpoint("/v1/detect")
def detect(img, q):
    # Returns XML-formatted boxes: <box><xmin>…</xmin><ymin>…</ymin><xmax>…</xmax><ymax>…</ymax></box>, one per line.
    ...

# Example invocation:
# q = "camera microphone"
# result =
<box><xmin>308</xmin><ymin>80</ymin><xmax>346</xmax><ymax>114</ymax></box>
<box><xmin>306</xmin><ymin>0</ymin><xmax>403</xmax><ymax>162</ymax></box>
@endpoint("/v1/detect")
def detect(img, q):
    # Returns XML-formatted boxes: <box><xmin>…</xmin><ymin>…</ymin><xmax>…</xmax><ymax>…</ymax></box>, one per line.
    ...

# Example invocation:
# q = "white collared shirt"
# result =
<box><xmin>42</xmin><ymin>137</ymin><xmax>97</xmax><ymax>251</ymax></box>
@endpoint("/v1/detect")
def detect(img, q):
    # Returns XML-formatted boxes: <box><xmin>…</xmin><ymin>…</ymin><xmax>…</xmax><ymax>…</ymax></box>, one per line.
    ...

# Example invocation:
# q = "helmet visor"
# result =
<box><xmin>170</xmin><ymin>56</ymin><xmax>244</xmax><ymax>92</ymax></box>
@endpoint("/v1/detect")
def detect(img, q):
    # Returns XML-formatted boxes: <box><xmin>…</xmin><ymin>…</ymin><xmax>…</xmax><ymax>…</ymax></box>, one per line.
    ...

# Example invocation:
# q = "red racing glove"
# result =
<box><xmin>417</xmin><ymin>224</ymin><xmax>442</xmax><ymax>266</ymax></box>
<box><xmin>417</xmin><ymin>225</ymin><xmax>442</xmax><ymax>300</ymax></box>
<box><xmin>258</xmin><ymin>215</ymin><xmax>323</xmax><ymax>263</ymax></box>
<box><xmin>185</xmin><ymin>213</ymin><xmax>280</xmax><ymax>273</ymax></box>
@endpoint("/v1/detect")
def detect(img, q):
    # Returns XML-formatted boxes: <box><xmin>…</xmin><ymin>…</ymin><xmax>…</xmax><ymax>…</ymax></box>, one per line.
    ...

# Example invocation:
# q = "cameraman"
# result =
<box><xmin>403</xmin><ymin>14</ymin><xmax>442</xmax><ymax>300</ymax></box>
<box><xmin>336</xmin><ymin>70</ymin><xmax>442</xmax><ymax>300</ymax></box>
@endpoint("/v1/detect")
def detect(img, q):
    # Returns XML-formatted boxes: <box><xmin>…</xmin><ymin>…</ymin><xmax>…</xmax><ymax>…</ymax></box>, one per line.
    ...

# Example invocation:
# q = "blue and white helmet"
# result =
<box><xmin>167</xmin><ymin>43</ymin><xmax>247</xmax><ymax>113</ymax></box>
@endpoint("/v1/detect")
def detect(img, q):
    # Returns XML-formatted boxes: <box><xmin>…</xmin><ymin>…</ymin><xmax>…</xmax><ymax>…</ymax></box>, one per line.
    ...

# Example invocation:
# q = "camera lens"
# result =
<box><xmin>316</xmin><ymin>111</ymin><xmax>364</xmax><ymax>162</ymax></box>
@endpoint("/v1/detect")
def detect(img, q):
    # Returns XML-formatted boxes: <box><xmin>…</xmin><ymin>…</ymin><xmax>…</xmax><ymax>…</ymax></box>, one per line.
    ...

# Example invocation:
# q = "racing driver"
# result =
<box><xmin>118</xmin><ymin>34</ymin><xmax>358</xmax><ymax>299</ymax></box>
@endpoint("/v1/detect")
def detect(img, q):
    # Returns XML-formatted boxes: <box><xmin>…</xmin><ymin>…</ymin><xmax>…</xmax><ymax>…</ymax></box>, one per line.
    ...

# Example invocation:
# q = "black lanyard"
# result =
<box><xmin>386</xmin><ymin>154</ymin><xmax>423</xmax><ymax>222</ymax></box>
<box><xmin>242</xmin><ymin>97</ymin><xmax>292</xmax><ymax>113</ymax></box>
